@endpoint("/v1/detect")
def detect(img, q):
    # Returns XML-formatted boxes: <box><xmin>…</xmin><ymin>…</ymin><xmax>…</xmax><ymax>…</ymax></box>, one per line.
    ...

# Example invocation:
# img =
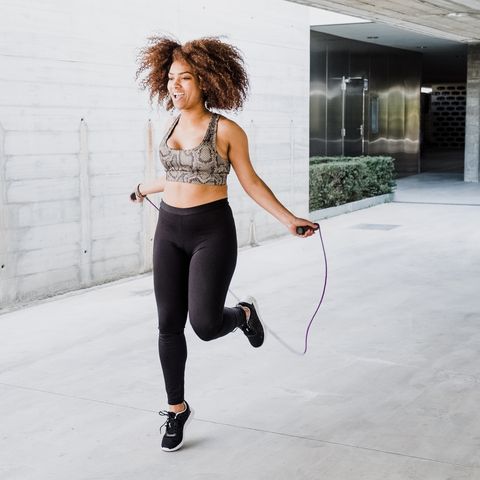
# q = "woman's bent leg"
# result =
<box><xmin>188</xmin><ymin>245</ymin><xmax>245</xmax><ymax>340</ymax></box>
<box><xmin>186</xmin><ymin>204</ymin><xmax>245</xmax><ymax>341</ymax></box>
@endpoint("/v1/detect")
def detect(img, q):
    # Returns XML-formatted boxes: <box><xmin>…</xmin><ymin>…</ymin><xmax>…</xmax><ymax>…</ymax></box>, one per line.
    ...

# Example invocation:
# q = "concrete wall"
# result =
<box><xmin>465</xmin><ymin>44</ymin><xmax>480</xmax><ymax>183</ymax></box>
<box><xmin>0</xmin><ymin>0</ymin><xmax>311</xmax><ymax>310</ymax></box>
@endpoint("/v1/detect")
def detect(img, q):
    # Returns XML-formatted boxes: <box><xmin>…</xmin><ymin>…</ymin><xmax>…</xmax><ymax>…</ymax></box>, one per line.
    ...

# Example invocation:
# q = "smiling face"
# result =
<box><xmin>167</xmin><ymin>59</ymin><xmax>204</xmax><ymax>110</ymax></box>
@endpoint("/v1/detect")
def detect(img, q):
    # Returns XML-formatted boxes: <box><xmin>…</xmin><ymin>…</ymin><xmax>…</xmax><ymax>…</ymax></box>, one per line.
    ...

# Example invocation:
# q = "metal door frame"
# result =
<box><xmin>339</xmin><ymin>75</ymin><xmax>369</xmax><ymax>156</ymax></box>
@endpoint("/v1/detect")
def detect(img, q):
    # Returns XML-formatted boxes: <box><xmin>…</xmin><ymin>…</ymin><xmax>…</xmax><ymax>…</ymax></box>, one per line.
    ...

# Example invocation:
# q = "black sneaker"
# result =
<box><xmin>159</xmin><ymin>401</ymin><xmax>193</xmax><ymax>452</ymax></box>
<box><xmin>237</xmin><ymin>296</ymin><xmax>265</xmax><ymax>348</ymax></box>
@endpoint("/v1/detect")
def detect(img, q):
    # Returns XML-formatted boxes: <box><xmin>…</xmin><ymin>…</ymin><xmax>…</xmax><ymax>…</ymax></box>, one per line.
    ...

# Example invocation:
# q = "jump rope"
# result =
<box><xmin>131</xmin><ymin>191</ymin><xmax>328</xmax><ymax>356</ymax></box>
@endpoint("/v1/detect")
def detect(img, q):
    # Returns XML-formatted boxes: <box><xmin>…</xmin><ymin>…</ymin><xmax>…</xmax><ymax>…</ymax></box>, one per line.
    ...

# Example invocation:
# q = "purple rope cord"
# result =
<box><xmin>141</xmin><ymin>195</ymin><xmax>327</xmax><ymax>356</ymax></box>
<box><xmin>144</xmin><ymin>195</ymin><xmax>160</xmax><ymax>211</ymax></box>
<box><xmin>252</xmin><ymin>225</ymin><xmax>327</xmax><ymax>356</ymax></box>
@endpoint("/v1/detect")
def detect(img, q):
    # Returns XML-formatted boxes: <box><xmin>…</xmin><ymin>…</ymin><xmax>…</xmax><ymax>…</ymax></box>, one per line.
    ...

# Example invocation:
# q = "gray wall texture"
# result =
<box><xmin>465</xmin><ymin>44</ymin><xmax>480</xmax><ymax>182</ymax></box>
<box><xmin>0</xmin><ymin>0</ymin><xmax>311</xmax><ymax>310</ymax></box>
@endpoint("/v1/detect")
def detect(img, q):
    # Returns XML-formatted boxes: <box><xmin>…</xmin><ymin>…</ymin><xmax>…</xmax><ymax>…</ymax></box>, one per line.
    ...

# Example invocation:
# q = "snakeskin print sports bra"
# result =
<box><xmin>159</xmin><ymin>113</ymin><xmax>230</xmax><ymax>186</ymax></box>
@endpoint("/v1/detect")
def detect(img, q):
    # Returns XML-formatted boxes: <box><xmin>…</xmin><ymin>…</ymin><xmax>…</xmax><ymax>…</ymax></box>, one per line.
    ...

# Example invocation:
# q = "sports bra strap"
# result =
<box><xmin>163</xmin><ymin>115</ymin><xmax>181</xmax><ymax>143</ymax></box>
<box><xmin>204</xmin><ymin>113</ymin><xmax>219</xmax><ymax>145</ymax></box>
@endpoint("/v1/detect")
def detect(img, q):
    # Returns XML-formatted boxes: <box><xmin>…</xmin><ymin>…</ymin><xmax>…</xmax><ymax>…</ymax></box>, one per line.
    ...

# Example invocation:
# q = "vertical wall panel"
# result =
<box><xmin>78</xmin><ymin>118</ymin><xmax>92</xmax><ymax>287</ymax></box>
<box><xmin>0</xmin><ymin>122</ymin><xmax>12</xmax><ymax>306</ymax></box>
<box><xmin>465</xmin><ymin>44</ymin><xmax>480</xmax><ymax>182</ymax></box>
<box><xmin>142</xmin><ymin>119</ymin><xmax>157</xmax><ymax>273</ymax></box>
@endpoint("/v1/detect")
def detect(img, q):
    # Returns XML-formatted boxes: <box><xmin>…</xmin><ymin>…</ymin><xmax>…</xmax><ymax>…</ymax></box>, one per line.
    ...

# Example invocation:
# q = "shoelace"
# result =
<box><xmin>237</xmin><ymin>313</ymin><xmax>256</xmax><ymax>336</ymax></box>
<box><xmin>241</xmin><ymin>326</ymin><xmax>254</xmax><ymax>336</ymax></box>
<box><xmin>159</xmin><ymin>410</ymin><xmax>178</xmax><ymax>435</ymax></box>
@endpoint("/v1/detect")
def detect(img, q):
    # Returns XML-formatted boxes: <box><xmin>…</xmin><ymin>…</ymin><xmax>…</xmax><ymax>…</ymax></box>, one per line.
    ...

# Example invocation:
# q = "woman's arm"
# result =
<box><xmin>131</xmin><ymin>176</ymin><xmax>166</xmax><ymax>203</ymax></box>
<box><xmin>224</xmin><ymin>120</ymin><xmax>317</xmax><ymax>237</ymax></box>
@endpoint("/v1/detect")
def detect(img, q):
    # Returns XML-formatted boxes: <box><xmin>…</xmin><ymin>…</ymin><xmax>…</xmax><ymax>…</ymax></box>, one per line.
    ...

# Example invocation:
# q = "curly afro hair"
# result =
<box><xmin>135</xmin><ymin>35</ymin><xmax>249</xmax><ymax>112</ymax></box>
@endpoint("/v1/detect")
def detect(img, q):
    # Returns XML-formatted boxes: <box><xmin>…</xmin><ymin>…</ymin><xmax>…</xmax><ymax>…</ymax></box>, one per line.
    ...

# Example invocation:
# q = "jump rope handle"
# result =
<box><xmin>296</xmin><ymin>224</ymin><xmax>319</xmax><ymax>235</ymax></box>
<box><xmin>130</xmin><ymin>190</ymin><xmax>160</xmax><ymax>211</ymax></box>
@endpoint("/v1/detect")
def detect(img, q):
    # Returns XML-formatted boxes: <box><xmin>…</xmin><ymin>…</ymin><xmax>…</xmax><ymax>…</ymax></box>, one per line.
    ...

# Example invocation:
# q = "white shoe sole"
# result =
<box><xmin>161</xmin><ymin>407</ymin><xmax>195</xmax><ymax>452</ymax></box>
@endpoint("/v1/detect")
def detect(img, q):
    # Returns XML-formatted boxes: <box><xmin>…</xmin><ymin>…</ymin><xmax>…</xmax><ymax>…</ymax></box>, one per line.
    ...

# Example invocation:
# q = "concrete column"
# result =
<box><xmin>142</xmin><ymin>119</ymin><xmax>156</xmax><ymax>273</ymax></box>
<box><xmin>0</xmin><ymin>122</ymin><xmax>14</xmax><ymax>308</ymax></box>
<box><xmin>465</xmin><ymin>44</ymin><xmax>480</xmax><ymax>183</ymax></box>
<box><xmin>79</xmin><ymin>118</ymin><xmax>92</xmax><ymax>286</ymax></box>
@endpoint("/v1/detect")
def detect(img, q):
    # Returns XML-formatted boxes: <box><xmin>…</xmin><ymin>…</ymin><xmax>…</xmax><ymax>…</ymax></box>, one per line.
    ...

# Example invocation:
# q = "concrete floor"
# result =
<box><xmin>1</xmin><ymin>173</ymin><xmax>480</xmax><ymax>479</ymax></box>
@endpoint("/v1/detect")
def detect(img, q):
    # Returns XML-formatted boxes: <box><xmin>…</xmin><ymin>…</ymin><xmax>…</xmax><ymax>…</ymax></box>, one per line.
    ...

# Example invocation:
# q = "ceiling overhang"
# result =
<box><xmin>310</xmin><ymin>22</ymin><xmax>467</xmax><ymax>55</ymax></box>
<box><xmin>291</xmin><ymin>0</ymin><xmax>480</xmax><ymax>43</ymax></box>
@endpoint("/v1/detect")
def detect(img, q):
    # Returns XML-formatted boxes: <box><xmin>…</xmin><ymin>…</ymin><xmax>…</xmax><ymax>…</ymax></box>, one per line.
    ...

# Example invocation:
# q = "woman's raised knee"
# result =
<box><xmin>191</xmin><ymin>322</ymin><xmax>220</xmax><ymax>342</ymax></box>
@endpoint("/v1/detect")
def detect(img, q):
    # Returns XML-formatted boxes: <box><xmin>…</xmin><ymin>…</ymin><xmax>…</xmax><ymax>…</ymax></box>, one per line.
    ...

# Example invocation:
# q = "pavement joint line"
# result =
<box><xmin>193</xmin><ymin>418</ymin><xmax>479</xmax><ymax>470</ymax></box>
<box><xmin>2</xmin><ymin>381</ymin><xmax>478</xmax><ymax>471</ymax></box>
<box><xmin>393</xmin><ymin>200</ymin><xmax>480</xmax><ymax>207</ymax></box>
<box><xmin>0</xmin><ymin>382</ymin><xmax>155</xmax><ymax>414</ymax></box>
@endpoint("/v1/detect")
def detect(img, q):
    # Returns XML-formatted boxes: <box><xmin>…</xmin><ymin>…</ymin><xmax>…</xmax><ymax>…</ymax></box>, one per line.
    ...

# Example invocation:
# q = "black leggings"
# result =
<box><xmin>153</xmin><ymin>198</ymin><xmax>245</xmax><ymax>405</ymax></box>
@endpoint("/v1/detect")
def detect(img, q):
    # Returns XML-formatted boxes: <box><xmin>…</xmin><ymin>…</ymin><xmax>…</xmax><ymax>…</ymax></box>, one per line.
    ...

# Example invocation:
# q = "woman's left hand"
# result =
<box><xmin>288</xmin><ymin>218</ymin><xmax>319</xmax><ymax>238</ymax></box>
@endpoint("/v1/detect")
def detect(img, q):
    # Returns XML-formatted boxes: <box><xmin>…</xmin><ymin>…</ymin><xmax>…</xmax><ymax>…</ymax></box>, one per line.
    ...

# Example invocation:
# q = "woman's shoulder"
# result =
<box><xmin>162</xmin><ymin>114</ymin><xmax>180</xmax><ymax>133</ymax></box>
<box><xmin>217</xmin><ymin>114</ymin><xmax>247</xmax><ymax>140</ymax></box>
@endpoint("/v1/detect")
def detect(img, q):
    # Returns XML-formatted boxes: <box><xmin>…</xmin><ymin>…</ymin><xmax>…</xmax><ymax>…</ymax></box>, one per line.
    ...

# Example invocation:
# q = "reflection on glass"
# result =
<box><xmin>371</xmin><ymin>95</ymin><xmax>379</xmax><ymax>134</ymax></box>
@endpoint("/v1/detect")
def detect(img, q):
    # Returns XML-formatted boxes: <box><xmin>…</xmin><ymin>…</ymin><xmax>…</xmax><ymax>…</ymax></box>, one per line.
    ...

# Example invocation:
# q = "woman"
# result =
<box><xmin>133</xmin><ymin>36</ymin><xmax>317</xmax><ymax>452</ymax></box>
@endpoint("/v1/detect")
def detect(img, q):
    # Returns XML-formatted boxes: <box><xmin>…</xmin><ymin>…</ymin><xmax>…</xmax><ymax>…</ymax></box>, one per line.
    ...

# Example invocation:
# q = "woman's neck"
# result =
<box><xmin>178</xmin><ymin>105</ymin><xmax>211</xmax><ymax>125</ymax></box>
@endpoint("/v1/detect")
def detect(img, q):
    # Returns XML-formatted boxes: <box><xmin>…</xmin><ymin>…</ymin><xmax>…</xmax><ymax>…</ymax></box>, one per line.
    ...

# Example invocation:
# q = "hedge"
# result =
<box><xmin>309</xmin><ymin>156</ymin><xmax>396</xmax><ymax>211</ymax></box>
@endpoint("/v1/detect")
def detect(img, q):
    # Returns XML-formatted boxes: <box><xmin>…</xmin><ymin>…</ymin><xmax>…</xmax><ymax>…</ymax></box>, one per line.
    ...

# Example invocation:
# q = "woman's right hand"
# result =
<box><xmin>130</xmin><ymin>184</ymin><xmax>145</xmax><ymax>203</ymax></box>
<box><xmin>288</xmin><ymin>217</ymin><xmax>318</xmax><ymax>237</ymax></box>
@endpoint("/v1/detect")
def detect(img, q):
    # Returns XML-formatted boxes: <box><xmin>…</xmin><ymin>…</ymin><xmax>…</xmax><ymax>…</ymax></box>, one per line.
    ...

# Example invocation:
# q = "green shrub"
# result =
<box><xmin>309</xmin><ymin>156</ymin><xmax>395</xmax><ymax>211</ymax></box>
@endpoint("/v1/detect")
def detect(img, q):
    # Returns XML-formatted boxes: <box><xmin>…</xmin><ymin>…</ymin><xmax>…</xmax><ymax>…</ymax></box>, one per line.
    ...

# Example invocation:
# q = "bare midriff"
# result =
<box><xmin>162</xmin><ymin>182</ymin><xmax>228</xmax><ymax>208</ymax></box>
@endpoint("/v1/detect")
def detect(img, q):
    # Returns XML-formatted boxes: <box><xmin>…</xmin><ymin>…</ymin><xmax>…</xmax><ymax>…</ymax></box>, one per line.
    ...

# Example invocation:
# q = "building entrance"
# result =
<box><xmin>343</xmin><ymin>76</ymin><xmax>367</xmax><ymax>156</ymax></box>
<box><xmin>420</xmin><ymin>84</ymin><xmax>466</xmax><ymax>173</ymax></box>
